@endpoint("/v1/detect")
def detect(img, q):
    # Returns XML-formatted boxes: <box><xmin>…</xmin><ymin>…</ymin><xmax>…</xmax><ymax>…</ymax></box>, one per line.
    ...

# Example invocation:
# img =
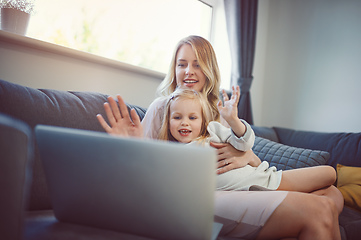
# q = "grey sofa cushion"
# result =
<box><xmin>252</xmin><ymin>136</ymin><xmax>330</xmax><ymax>170</ymax></box>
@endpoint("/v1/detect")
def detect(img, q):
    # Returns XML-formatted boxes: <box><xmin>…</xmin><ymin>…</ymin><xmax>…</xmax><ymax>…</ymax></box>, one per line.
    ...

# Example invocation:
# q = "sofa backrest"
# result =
<box><xmin>0</xmin><ymin>79</ymin><xmax>147</xmax><ymax>210</ymax></box>
<box><xmin>274</xmin><ymin>127</ymin><xmax>361</xmax><ymax>169</ymax></box>
<box><xmin>251</xmin><ymin>125</ymin><xmax>280</xmax><ymax>143</ymax></box>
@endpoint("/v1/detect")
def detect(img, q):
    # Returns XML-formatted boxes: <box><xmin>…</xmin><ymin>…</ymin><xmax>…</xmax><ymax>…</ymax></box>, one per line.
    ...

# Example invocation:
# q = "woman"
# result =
<box><xmin>97</xmin><ymin>35</ymin><xmax>343</xmax><ymax>239</ymax></box>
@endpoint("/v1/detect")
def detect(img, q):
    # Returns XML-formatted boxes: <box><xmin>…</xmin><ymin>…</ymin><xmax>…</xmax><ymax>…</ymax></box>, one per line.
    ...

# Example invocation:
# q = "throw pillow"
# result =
<box><xmin>252</xmin><ymin>136</ymin><xmax>330</xmax><ymax>170</ymax></box>
<box><xmin>337</xmin><ymin>164</ymin><xmax>361</xmax><ymax>212</ymax></box>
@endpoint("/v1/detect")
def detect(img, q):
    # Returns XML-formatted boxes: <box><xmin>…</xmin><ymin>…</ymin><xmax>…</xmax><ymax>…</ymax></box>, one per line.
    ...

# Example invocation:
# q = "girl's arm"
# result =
<box><xmin>208</xmin><ymin>121</ymin><xmax>254</xmax><ymax>151</ymax></box>
<box><xmin>215</xmin><ymin>85</ymin><xmax>255</xmax><ymax>150</ymax></box>
<box><xmin>218</xmin><ymin>86</ymin><xmax>246</xmax><ymax>138</ymax></box>
<box><xmin>211</xmin><ymin>86</ymin><xmax>258</xmax><ymax>174</ymax></box>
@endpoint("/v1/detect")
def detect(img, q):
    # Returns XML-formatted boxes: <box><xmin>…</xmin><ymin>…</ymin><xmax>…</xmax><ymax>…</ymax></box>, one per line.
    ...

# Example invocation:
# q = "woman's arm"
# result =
<box><xmin>141</xmin><ymin>97</ymin><xmax>167</xmax><ymax>139</ymax></box>
<box><xmin>97</xmin><ymin>95</ymin><xmax>143</xmax><ymax>138</ymax></box>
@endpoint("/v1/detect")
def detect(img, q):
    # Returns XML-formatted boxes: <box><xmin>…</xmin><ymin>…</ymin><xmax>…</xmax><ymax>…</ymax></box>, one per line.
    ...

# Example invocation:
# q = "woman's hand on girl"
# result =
<box><xmin>210</xmin><ymin>142</ymin><xmax>261</xmax><ymax>174</ymax></box>
<box><xmin>97</xmin><ymin>95</ymin><xmax>143</xmax><ymax>138</ymax></box>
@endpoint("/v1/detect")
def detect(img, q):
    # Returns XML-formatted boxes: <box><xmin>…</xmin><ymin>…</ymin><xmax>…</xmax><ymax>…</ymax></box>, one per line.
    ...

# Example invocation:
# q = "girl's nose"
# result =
<box><xmin>181</xmin><ymin>120</ymin><xmax>189</xmax><ymax>126</ymax></box>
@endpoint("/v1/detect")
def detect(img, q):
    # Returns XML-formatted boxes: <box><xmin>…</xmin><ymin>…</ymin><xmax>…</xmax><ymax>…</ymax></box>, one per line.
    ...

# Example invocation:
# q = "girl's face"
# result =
<box><xmin>169</xmin><ymin>98</ymin><xmax>203</xmax><ymax>143</ymax></box>
<box><xmin>175</xmin><ymin>44</ymin><xmax>206</xmax><ymax>92</ymax></box>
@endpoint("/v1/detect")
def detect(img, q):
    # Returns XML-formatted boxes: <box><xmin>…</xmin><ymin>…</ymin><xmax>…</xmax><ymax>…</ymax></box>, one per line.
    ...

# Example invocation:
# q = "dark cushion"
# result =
<box><xmin>0</xmin><ymin>79</ymin><xmax>147</xmax><ymax>210</ymax></box>
<box><xmin>252</xmin><ymin>136</ymin><xmax>330</xmax><ymax>170</ymax></box>
<box><xmin>0</xmin><ymin>113</ymin><xmax>33</xmax><ymax>240</ymax></box>
<box><xmin>251</xmin><ymin>125</ymin><xmax>279</xmax><ymax>142</ymax></box>
<box><xmin>274</xmin><ymin>127</ymin><xmax>361</xmax><ymax>169</ymax></box>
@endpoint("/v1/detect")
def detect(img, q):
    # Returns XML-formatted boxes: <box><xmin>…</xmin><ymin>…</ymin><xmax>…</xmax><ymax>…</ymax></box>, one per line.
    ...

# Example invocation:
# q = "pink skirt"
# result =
<box><xmin>214</xmin><ymin>190</ymin><xmax>288</xmax><ymax>239</ymax></box>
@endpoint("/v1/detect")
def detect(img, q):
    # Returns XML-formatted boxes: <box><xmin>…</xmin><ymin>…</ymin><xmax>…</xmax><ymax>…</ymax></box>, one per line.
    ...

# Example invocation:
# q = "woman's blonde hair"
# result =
<box><xmin>158</xmin><ymin>88</ymin><xmax>214</xmax><ymax>142</ymax></box>
<box><xmin>157</xmin><ymin>35</ymin><xmax>221</xmax><ymax>122</ymax></box>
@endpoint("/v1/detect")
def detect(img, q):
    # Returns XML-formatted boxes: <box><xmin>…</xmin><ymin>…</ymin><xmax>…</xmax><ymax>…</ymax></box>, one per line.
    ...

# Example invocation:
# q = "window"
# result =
<box><xmin>27</xmin><ymin>0</ymin><xmax>213</xmax><ymax>74</ymax></box>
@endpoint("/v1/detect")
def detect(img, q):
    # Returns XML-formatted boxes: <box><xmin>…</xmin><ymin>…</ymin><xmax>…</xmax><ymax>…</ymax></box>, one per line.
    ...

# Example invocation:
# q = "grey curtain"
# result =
<box><xmin>224</xmin><ymin>0</ymin><xmax>258</xmax><ymax>124</ymax></box>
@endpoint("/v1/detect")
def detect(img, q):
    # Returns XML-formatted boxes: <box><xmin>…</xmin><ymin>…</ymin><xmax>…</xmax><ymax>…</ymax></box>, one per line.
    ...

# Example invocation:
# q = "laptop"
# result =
<box><xmin>35</xmin><ymin>125</ymin><xmax>222</xmax><ymax>240</ymax></box>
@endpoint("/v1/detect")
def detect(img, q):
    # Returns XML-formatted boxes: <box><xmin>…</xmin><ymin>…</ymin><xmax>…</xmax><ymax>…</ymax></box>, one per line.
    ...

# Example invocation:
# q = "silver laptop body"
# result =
<box><xmin>35</xmin><ymin>125</ymin><xmax>220</xmax><ymax>240</ymax></box>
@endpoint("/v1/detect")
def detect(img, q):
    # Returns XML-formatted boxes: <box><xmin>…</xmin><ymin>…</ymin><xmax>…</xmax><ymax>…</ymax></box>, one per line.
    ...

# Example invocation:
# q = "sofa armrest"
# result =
<box><xmin>0</xmin><ymin>113</ymin><xmax>33</xmax><ymax>240</ymax></box>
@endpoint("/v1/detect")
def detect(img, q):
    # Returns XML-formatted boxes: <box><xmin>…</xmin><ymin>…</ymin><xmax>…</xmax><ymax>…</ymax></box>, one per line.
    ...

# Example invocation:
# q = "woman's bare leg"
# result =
<box><xmin>256</xmin><ymin>191</ymin><xmax>341</xmax><ymax>240</ymax></box>
<box><xmin>312</xmin><ymin>185</ymin><xmax>344</xmax><ymax>214</ymax></box>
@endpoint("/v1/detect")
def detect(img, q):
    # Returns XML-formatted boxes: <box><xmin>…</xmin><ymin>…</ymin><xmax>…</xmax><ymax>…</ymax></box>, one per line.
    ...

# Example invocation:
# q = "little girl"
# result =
<box><xmin>156</xmin><ymin>86</ymin><xmax>337</xmax><ymax>192</ymax></box>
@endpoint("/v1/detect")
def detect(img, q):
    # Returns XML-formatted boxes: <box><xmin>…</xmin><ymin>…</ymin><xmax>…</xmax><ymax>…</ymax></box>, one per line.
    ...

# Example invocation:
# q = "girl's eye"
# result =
<box><xmin>190</xmin><ymin>116</ymin><xmax>197</xmax><ymax>120</ymax></box>
<box><xmin>173</xmin><ymin>116</ymin><xmax>181</xmax><ymax>120</ymax></box>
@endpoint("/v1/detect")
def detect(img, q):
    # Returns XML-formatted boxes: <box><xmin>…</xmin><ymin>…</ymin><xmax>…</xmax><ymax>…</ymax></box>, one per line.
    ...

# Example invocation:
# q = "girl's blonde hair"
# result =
<box><xmin>158</xmin><ymin>88</ymin><xmax>214</xmax><ymax>143</ymax></box>
<box><xmin>157</xmin><ymin>35</ymin><xmax>221</xmax><ymax>122</ymax></box>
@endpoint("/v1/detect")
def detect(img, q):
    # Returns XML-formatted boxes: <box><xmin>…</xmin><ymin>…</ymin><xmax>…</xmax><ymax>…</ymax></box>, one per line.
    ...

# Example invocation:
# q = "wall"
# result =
<box><xmin>252</xmin><ymin>0</ymin><xmax>269</xmax><ymax>130</ymax></box>
<box><xmin>0</xmin><ymin>31</ymin><xmax>164</xmax><ymax>108</ymax></box>
<box><xmin>1</xmin><ymin>0</ymin><xmax>360</xmax><ymax>133</ymax></box>
<box><xmin>253</xmin><ymin>0</ymin><xmax>361</xmax><ymax>132</ymax></box>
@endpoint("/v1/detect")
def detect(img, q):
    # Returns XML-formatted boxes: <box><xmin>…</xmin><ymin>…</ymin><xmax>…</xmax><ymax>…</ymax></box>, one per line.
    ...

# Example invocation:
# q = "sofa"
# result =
<box><xmin>1</xmin><ymin>78</ymin><xmax>361</xmax><ymax>240</ymax></box>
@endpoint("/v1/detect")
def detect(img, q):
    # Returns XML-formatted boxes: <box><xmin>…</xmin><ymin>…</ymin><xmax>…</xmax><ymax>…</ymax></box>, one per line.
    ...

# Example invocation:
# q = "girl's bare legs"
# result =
<box><xmin>277</xmin><ymin>165</ymin><xmax>336</xmax><ymax>193</ymax></box>
<box><xmin>256</xmin><ymin>191</ymin><xmax>341</xmax><ymax>240</ymax></box>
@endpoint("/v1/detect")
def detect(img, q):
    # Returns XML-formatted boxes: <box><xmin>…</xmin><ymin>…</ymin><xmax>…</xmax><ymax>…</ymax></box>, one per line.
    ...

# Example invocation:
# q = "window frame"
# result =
<box><xmin>22</xmin><ymin>0</ymin><xmax>216</xmax><ymax>75</ymax></box>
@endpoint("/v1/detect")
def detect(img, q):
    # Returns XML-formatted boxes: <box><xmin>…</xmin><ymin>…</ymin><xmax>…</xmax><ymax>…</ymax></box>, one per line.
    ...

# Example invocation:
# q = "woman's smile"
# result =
<box><xmin>183</xmin><ymin>78</ymin><xmax>199</xmax><ymax>88</ymax></box>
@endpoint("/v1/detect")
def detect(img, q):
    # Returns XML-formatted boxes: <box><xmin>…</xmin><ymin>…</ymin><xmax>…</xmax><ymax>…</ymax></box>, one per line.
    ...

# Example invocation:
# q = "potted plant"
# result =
<box><xmin>0</xmin><ymin>0</ymin><xmax>35</xmax><ymax>35</ymax></box>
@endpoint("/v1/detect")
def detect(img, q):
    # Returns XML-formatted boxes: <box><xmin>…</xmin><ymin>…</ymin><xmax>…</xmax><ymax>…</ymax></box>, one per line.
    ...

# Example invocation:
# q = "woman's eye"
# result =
<box><xmin>177</xmin><ymin>64</ymin><xmax>185</xmax><ymax>67</ymax></box>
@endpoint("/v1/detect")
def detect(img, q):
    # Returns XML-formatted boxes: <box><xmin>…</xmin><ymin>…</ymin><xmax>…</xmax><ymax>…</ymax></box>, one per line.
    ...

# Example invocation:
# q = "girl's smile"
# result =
<box><xmin>179</xmin><ymin>129</ymin><xmax>192</xmax><ymax>136</ymax></box>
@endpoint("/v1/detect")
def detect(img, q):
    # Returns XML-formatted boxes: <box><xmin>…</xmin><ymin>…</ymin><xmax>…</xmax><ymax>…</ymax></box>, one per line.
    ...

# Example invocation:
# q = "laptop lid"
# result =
<box><xmin>35</xmin><ymin>125</ymin><xmax>219</xmax><ymax>240</ymax></box>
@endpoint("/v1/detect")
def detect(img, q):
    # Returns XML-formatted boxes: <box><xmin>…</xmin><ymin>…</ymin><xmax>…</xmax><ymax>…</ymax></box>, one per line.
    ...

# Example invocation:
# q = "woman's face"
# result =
<box><xmin>169</xmin><ymin>98</ymin><xmax>203</xmax><ymax>143</ymax></box>
<box><xmin>175</xmin><ymin>44</ymin><xmax>206</xmax><ymax>92</ymax></box>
